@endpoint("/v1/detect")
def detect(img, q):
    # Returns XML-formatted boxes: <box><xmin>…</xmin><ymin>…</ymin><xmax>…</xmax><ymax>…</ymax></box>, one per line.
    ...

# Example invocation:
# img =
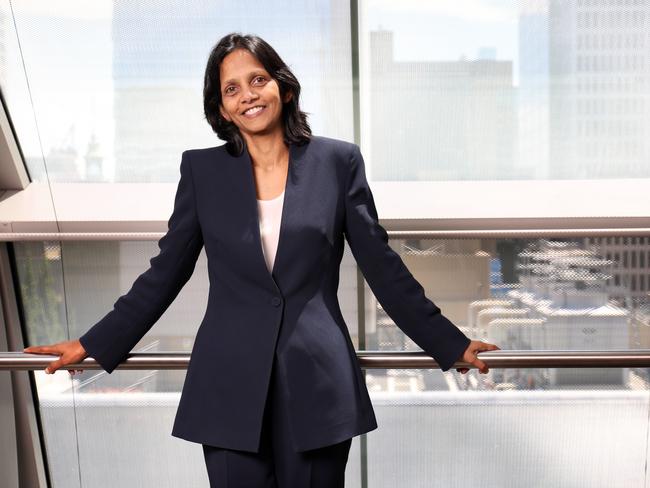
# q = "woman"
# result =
<box><xmin>24</xmin><ymin>33</ymin><xmax>499</xmax><ymax>487</ymax></box>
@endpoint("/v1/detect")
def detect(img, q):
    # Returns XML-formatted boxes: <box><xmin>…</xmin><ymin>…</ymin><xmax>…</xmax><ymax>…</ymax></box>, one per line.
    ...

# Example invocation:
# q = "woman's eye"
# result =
<box><xmin>223</xmin><ymin>76</ymin><xmax>265</xmax><ymax>95</ymax></box>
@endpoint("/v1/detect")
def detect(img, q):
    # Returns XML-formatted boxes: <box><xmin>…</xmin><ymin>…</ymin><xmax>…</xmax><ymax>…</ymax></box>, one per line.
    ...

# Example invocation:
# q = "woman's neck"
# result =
<box><xmin>244</xmin><ymin>132</ymin><xmax>289</xmax><ymax>170</ymax></box>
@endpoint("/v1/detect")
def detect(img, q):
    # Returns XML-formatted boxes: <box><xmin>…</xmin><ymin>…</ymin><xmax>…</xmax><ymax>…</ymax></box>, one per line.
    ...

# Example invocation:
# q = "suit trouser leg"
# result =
<box><xmin>202</xmin><ymin>367</ymin><xmax>278</xmax><ymax>488</ymax></box>
<box><xmin>267</xmin><ymin>352</ymin><xmax>353</xmax><ymax>488</ymax></box>
<box><xmin>202</xmin><ymin>354</ymin><xmax>353</xmax><ymax>488</ymax></box>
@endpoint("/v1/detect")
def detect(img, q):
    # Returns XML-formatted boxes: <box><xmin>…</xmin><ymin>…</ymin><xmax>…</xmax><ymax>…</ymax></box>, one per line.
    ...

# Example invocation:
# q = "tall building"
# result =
<box><xmin>547</xmin><ymin>0</ymin><xmax>650</xmax><ymax>178</ymax></box>
<box><xmin>369</xmin><ymin>29</ymin><xmax>516</xmax><ymax>181</ymax></box>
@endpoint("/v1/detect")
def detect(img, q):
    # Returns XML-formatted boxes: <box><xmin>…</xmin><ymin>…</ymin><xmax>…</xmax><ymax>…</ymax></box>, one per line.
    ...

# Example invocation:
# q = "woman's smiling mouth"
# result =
<box><xmin>242</xmin><ymin>105</ymin><xmax>266</xmax><ymax>118</ymax></box>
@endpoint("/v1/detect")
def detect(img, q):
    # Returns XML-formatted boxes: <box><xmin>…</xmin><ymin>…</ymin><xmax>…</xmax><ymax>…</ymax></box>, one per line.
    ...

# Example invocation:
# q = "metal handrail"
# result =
<box><xmin>1</xmin><ymin>228</ymin><xmax>650</xmax><ymax>241</ymax></box>
<box><xmin>2</xmin><ymin>350</ymin><xmax>650</xmax><ymax>371</ymax></box>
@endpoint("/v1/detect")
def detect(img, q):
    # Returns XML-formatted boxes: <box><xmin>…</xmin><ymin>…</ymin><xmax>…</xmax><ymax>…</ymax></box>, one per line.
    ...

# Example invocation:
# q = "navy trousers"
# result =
<box><xmin>202</xmin><ymin>352</ymin><xmax>354</xmax><ymax>487</ymax></box>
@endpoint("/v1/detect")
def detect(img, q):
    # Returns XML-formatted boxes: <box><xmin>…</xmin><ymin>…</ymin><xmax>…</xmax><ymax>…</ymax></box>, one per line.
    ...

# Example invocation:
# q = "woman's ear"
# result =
<box><xmin>283</xmin><ymin>90</ymin><xmax>293</xmax><ymax>104</ymax></box>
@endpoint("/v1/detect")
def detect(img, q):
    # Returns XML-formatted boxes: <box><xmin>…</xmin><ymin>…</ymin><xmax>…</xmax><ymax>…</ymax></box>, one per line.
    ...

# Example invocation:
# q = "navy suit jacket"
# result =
<box><xmin>79</xmin><ymin>135</ymin><xmax>471</xmax><ymax>453</ymax></box>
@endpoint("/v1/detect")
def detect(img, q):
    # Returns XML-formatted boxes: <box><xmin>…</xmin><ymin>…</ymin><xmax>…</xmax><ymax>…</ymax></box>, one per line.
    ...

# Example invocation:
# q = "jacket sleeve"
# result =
<box><xmin>79</xmin><ymin>150</ymin><xmax>204</xmax><ymax>374</ymax></box>
<box><xmin>343</xmin><ymin>144</ymin><xmax>471</xmax><ymax>372</ymax></box>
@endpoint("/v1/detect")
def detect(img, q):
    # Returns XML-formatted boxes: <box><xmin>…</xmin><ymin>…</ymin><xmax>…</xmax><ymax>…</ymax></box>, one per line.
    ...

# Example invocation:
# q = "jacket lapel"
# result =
<box><xmin>241</xmin><ymin>140</ymin><xmax>308</xmax><ymax>291</ymax></box>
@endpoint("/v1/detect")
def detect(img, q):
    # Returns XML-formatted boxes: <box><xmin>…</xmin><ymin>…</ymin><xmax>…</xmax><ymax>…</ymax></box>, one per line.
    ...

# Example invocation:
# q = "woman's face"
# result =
<box><xmin>218</xmin><ymin>48</ymin><xmax>291</xmax><ymax>142</ymax></box>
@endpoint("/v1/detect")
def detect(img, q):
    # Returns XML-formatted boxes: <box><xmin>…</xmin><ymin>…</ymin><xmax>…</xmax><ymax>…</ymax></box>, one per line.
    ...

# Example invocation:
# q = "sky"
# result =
<box><xmin>365</xmin><ymin>0</ymin><xmax>519</xmax><ymax>84</ymax></box>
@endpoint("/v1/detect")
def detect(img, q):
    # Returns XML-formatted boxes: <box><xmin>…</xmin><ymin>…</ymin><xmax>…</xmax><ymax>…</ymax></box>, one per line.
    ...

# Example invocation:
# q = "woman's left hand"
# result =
<box><xmin>456</xmin><ymin>340</ymin><xmax>500</xmax><ymax>374</ymax></box>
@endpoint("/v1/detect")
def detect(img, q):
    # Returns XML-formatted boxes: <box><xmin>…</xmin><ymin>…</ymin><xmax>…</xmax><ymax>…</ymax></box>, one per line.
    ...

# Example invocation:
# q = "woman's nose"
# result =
<box><xmin>242</xmin><ymin>89</ymin><xmax>259</xmax><ymax>103</ymax></box>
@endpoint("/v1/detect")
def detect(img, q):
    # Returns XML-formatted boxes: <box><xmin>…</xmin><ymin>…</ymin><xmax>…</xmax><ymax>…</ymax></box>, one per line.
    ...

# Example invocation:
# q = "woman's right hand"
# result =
<box><xmin>23</xmin><ymin>339</ymin><xmax>89</xmax><ymax>376</ymax></box>
<box><xmin>456</xmin><ymin>340</ymin><xmax>500</xmax><ymax>374</ymax></box>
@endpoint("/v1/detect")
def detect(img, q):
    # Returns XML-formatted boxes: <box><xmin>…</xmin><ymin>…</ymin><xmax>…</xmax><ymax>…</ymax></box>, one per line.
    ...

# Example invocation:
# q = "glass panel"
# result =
<box><xmin>8</xmin><ymin>2</ymin><xmax>354</xmax><ymax>484</ymax></box>
<box><xmin>368</xmin><ymin>372</ymin><xmax>648</xmax><ymax>487</ymax></box>
<box><xmin>15</xmin><ymin>231</ymin><xmax>650</xmax><ymax>486</ymax></box>
<box><xmin>357</xmin><ymin>234</ymin><xmax>650</xmax><ymax>486</ymax></box>
<box><xmin>16</xmin><ymin>240</ymin><xmax>209</xmax><ymax>486</ymax></box>
<box><xmin>360</xmin><ymin>0</ymin><xmax>650</xmax><ymax>180</ymax></box>
<box><xmin>0</xmin><ymin>1</ymin><xmax>353</xmax><ymax>184</ymax></box>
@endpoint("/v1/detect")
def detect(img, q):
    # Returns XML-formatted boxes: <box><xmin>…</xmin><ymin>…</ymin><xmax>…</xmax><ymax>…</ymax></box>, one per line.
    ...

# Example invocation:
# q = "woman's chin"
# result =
<box><xmin>240</xmin><ymin>120</ymin><xmax>283</xmax><ymax>137</ymax></box>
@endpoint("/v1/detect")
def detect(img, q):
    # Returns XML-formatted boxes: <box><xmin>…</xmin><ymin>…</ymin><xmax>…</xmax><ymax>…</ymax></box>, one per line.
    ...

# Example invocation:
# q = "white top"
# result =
<box><xmin>257</xmin><ymin>190</ymin><xmax>285</xmax><ymax>273</ymax></box>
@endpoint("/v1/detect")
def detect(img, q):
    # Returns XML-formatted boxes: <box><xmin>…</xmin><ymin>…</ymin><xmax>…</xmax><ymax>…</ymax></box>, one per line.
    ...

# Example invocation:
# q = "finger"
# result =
<box><xmin>473</xmin><ymin>359</ymin><xmax>489</xmax><ymax>374</ymax></box>
<box><xmin>45</xmin><ymin>359</ymin><xmax>64</xmax><ymax>374</ymax></box>
<box><xmin>26</xmin><ymin>346</ymin><xmax>60</xmax><ymax>355</ymax></box>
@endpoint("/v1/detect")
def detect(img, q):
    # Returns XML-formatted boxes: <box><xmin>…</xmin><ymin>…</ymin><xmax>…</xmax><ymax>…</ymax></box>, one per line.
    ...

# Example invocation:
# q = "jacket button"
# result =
<box><xmin>270</xmin><ymin>296</ymin><xmax>282</xmax><ymax>307</ymax></box>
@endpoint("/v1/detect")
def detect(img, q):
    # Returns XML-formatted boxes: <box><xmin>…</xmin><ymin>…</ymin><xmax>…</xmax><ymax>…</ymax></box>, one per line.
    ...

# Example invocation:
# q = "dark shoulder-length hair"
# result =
<box><xmin>203</xmin><ymin>32</ymin><xmax>312</xmax><ymax>156</ymax></box>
